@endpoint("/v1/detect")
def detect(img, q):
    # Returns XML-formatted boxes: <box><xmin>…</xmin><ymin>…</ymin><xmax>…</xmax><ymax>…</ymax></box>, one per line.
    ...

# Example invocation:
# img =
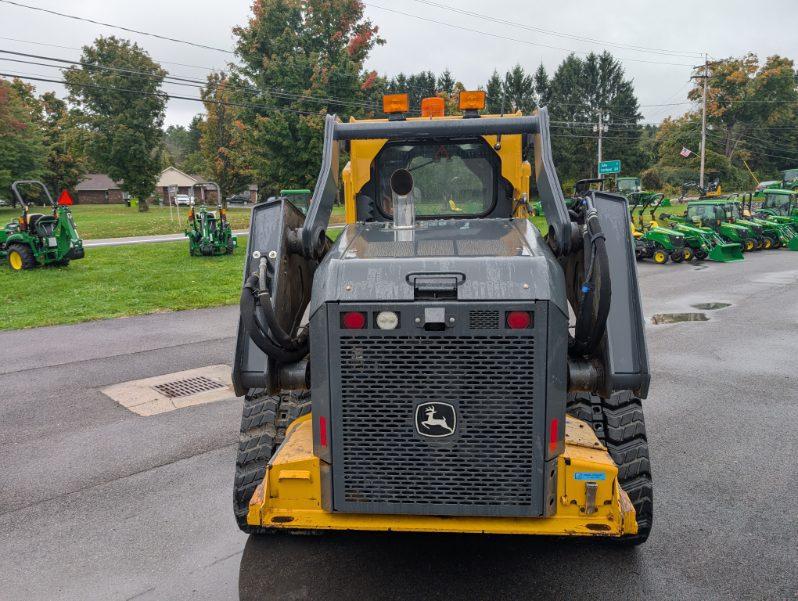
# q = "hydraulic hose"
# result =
<box><xmin>240</xmin><ymin>272</ymin><xmax>309</xmax><ymax>363</ymax></box>
<box><xmin>571</xmin><ymin>196</ymin><xmax>611</xmax><ymax>357</ymax></box>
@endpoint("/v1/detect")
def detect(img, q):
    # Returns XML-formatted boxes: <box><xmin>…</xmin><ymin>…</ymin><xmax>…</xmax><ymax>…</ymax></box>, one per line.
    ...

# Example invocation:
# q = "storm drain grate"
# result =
<box><xmin>153</xmin><ymin>376</ymin><xmax>226</xmax><ymax>398</ymax></box>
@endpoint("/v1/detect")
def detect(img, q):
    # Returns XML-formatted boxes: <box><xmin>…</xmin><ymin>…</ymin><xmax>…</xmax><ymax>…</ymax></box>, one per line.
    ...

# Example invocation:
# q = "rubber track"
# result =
<box><xmin>567</xmin><ymin>392</ymin><xmax>653</xmax><ymax>544</ymax></box>
<box><xmin>233</xmin><ymin>389</ymin><xmax>311</xmax><ymax>533</ymax></box>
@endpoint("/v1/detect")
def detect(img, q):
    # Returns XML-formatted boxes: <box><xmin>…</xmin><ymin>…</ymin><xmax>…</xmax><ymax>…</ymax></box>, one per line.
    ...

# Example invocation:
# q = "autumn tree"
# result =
<box><xmin>64</xmin><ymin>36</ymin><xmax>166</xmax><ymax>211</ymax></box>
<box><xmin>0</xmin><ymin>79</ymin><xmax>46</xmax><ymax>198</ymax></box>
<box><xmin>233</xmin><ymin>0</ymin><xmax>384</xmax><ymax>193</ymax></box>
<box><xmin>39</xmin><ymin>92</ymin><xmax>87</xmax><ymax>194</ymax></box>
<box><xmin>688</xmin><ymin>54</ymin><xmax>798</xmax><ymax>176</ymax></box>
<box><xmin>199</xmin><ymin>72</ymin><xmax>250</xmax><ymax>207</ymax></box>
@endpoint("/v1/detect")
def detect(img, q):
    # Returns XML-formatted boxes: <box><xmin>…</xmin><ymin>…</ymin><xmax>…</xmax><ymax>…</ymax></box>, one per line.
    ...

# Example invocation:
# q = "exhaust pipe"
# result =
<box><xmin>390</xmin><ymin>168</ymin><xmax>415</xmax><ymax>230</ymax></box>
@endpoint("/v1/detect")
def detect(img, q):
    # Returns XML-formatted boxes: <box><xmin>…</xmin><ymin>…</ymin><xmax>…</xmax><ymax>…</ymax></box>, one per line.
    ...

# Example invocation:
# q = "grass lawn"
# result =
<box><xmin>0</xmin><ymin>204</ymin><xmax>651</xmax><ymax>331</ymax></box>
<box><xmin>0</xmin><ymin>240</ymin><xmax>246</xmax><ymax>330</ymax></box>
<box><xmin>0</xmin><ymin>203</ymin><xmax>348</xmax><ymax>240</ymax></box>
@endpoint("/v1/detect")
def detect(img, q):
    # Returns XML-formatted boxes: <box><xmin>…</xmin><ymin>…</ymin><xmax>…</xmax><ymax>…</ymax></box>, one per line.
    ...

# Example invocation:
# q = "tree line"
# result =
<box><xmin>2</xmin><ymin>0</ymin><xmax>797</xmax><ymax>210</ymax></box>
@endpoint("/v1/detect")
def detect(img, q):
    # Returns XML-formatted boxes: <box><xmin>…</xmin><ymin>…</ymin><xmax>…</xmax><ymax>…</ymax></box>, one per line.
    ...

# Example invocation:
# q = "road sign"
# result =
<box><xmin>598</xmin><ymin>160</ymin><xmax>621</xmax><ymax>175</ymax></box>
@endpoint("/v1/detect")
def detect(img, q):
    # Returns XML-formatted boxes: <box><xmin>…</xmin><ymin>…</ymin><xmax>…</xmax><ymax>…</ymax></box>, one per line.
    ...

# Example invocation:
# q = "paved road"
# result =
<box><xmin>1</xmin><ymin>252</ymin><xmax>796</xmax><ymax>600</ymax></box>
<box><xmin>83</xmin><ymin>226</ymin><xmax>344</xmax><ymax>248</ymax></box>
<box><xmin>83</xmin><ymin>231</ymin><xmax>249</xmax><ymax>248</ymax></box>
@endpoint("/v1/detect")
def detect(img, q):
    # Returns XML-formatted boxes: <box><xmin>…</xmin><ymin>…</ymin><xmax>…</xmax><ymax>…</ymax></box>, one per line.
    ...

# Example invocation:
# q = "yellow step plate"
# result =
<box><xmin>248</xmin><ymin>414</ymin><xmax>637</xmax><ymax>537</ymax></box>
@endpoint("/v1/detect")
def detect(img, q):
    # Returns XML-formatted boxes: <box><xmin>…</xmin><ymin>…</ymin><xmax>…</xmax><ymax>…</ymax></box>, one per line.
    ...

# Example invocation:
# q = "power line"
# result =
<box><xmin>0</xmin><ymin>49</ymin><xmax>384</xmax><ymax>113</ymax></box>
<box><xmin>0</xmin><ymin>71</ymin><xmax>320</xmax><ymax>116</ymax></box>
<box><xmin>0</xmin><ymin>35</ymin><xmax>222</xmax><ymax>73</ymax></box>
<box><xmin>408</xmin><ymin>0</ymin><xmax>704</xmax><ymax>59</ymax></box>
<box><xmin>363</xmin><ymin>2</ymin><xmax>696</xmax><ymax>68</ymax></box>
<box><xmin>704</xmin><ymin>130</ymin><xmax>798</xmax><ymax>162</ymax></box>
<box><xmin>0</xmin><ymin>0</ymin><xmax>234</xmax><ymax>54</ymax></box>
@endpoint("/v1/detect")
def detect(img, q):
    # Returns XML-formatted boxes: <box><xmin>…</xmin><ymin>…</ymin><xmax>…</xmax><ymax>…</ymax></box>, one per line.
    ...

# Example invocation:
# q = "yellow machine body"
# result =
<box><xmin>248</xmin><ymin>414</ymin><xmax>638</xmax><ymax>537</ymax></box>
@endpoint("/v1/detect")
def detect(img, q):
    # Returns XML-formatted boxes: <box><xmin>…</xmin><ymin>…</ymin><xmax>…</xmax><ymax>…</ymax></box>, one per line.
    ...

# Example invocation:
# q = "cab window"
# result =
<box><xmin>373</xmin><ymin>140</ymin><xmax>498</xmax><ymax>218</ymax></box>
<box><xmin>763</xmin><ymin>194</ymin><xmax>790</xmax><ymax>213</ymax></box>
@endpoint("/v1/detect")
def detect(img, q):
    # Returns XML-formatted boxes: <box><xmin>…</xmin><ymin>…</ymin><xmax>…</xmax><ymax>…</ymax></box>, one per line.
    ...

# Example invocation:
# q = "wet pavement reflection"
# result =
<box><xmin>237</xmin><ymin>531</ymin><xmax>643</xmax><ymax>601</ymax></box>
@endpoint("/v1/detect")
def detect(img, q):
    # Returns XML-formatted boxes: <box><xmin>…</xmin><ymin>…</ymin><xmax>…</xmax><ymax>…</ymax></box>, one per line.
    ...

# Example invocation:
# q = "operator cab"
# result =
<box><xmin>686</xmin><ymin>203</ymin><xmax>724</xmax><ymax>227</ymax></box>
<box><xmin>762</xmin><ymin>191</ymin><xmax>796</xmax><ymax>216</ymax></box>
<box><xmin>346</xmin><ymin>91</ymin><xmax>529</xmax><ymax>226</ymax></box>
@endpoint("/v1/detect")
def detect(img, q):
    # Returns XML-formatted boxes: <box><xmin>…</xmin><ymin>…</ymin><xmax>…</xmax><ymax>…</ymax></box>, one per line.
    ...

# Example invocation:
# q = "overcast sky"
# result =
<box><xmin>1</xmin><ymin>0</ymin><xmax>796</xmax><ymax>127</ymax></box>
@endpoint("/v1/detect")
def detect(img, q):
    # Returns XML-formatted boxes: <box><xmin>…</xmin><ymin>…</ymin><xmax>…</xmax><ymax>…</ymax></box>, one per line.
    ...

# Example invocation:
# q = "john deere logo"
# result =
<box><xmin>415</xmin><ymin>402</ymin><xmax>456</xmax><ymax>438</ymax></box>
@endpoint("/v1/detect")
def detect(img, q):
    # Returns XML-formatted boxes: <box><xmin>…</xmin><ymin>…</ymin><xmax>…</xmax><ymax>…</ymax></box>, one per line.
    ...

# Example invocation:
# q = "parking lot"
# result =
<box><xmin>1</xmin><ymin>251</ymin><xmax>796</xmax><ymax>601</ymax></box>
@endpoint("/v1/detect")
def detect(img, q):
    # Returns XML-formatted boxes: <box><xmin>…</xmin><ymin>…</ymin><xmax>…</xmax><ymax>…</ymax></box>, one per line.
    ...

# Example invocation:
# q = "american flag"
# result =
<box><xmin>680</xmin><ymin>147</ymin><xmax>692</xmax><ymax>158</ymax></box>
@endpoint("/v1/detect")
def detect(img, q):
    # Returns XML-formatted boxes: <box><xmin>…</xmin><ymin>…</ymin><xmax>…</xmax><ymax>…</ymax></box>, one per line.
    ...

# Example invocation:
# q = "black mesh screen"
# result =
<box><xmin>336</xmin><ymin>334</ymin><xmax>536</xmax><ymax>515</ymax></box>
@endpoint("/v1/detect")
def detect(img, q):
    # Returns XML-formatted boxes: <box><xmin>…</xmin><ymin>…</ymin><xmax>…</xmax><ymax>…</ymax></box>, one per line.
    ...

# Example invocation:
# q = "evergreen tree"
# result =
<box><xmin>502</xmin><ymin>64</ymin><xmax>536</xmax><ymax>114</ymax></box>
<box><xmin>533</xmin><ymin>63</ymin><xmax>550</xmax><ymax>107</ymax></box>
<box><xmin>437</xmin><ymin>69</ymin><xmax>455</xmax><ymax>95</ymax></box>
<box><xmin>485</xmin><ymin>70</ymin><xmax>503</xmax><ymax>114</ymax></box>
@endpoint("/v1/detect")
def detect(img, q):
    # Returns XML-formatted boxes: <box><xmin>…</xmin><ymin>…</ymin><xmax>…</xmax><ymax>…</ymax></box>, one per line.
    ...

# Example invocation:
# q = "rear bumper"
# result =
<box><xmin>247</xmin><ymin>414</ymin><xmax>638</xmax><ymax>537</ymax></box>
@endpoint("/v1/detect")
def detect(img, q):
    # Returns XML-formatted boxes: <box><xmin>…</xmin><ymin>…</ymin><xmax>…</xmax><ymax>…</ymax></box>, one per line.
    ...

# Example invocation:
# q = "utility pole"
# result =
<box><xmin>594</xmin><ymin>110</ymin><xmax>608</xmax><ymax>178</ymax></box>
<box><xmin>699</xmin><ymin>53</ymin><xmax>708</xmax><ymax>190</ymax></box>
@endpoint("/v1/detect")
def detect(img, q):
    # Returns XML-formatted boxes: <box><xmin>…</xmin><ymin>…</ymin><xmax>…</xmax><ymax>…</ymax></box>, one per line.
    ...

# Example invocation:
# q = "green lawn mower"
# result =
<box><xmin>629</xmin><ymin>194</ymin><xmax>688</xmax><ymax>264</ymax></box>
<box><xmin>0</xmin><ymin>180</ymin><xmax>84</xmax><ymax>271</ymax></box>
<box><xmin>639</xmin><ymin>194</ymin><xmax>712</xmax><ymax>262</ymax></box>
<box><xmin>682</xmin><ymin>200</ymin><xmax>758</xmax><ymax>252</ymax></box>
<box><xmin>185</xmin><ymin>184</ymin><xmax>236</xmax><ymax>256</ymax></box>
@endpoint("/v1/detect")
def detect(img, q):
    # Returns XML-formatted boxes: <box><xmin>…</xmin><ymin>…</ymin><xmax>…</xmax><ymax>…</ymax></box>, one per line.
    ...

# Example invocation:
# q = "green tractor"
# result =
<box><xmin>0</xmin><ymin>180</ymin><xmax>84</xmax><ymax>271</ymax></box>
<box><xmin>616</xmin><ymin>176</ymin><xmax>641</xmax><ymax>195</ymax></box>
<box><xmin>185</xmin><ymin>183</ymin><xmax>236</xmax><ymax>256</ymax></box>
<box><xmin>781</xmin><ymin>168</ymin><xmax>798</xmax><ymax>191</ymax></box>
<box><xmin>682</xmin><ymin>200</ymin><xmax>758</xmax><ymax>252</ymax></box>
<box><xmin>739</xmin><ymin>194</ymin><xmax>798</xmax><ymax>251</ymax></box>
<box><xmin>721</xmin><ymin>196</ymin><xmax>783</xmax><ymax>250</ymax></box>
<box><xmin>658</xmin><ymin>206</ymin><xmax>743</xmax><ymax>262</ymax></box>
<box><xmin>756</xmin><ymin>189</ymin><xmax>798</xmax><ymax>232</ymax></box>
<box><xmin>628</xmin><ymin>194</ymin><xmax>688</xmax><ymax>264</ymax></box>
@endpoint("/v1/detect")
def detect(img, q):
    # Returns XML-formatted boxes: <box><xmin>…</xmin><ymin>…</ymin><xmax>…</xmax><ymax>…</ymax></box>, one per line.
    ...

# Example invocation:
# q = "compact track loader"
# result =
<box><xmin>232</xmin><ymin>92</ymin><xmax>653</xmax><ymax>543</ymax></box>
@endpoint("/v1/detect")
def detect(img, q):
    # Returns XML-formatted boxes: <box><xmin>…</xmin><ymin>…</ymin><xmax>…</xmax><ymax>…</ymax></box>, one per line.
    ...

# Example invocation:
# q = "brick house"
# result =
<box><xmin>155</xmin><ymin>167</ymin><xmax>256</xmax><ymax>204</ymax></box>
<box><xmin>156</xmin><ymin>167</ymin><xmax>224</xmax><ymax>203</ymax></box>
<box><xmin>75</xmin><ymin>174</ymin><xmax>125</xmax><ymax>204</ymax></box>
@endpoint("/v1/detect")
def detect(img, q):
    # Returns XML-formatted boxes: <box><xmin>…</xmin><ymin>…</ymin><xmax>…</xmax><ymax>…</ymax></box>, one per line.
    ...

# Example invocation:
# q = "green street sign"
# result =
<box><xmin>598</xmin><ymin>160</ymin><xmax>621</xmax><ymax>175</ymax></box>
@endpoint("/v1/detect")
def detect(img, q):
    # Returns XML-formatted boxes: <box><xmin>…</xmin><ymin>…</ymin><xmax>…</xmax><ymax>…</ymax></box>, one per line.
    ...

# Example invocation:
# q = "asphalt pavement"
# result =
<box><xmin>1</xmin><ymin>252</ymin><xmax>796</xmax><ymax>601</ymax></box>
<box><xmin>83</xmin><ymin>232</ymin><xmax>249</xmax><ymax>248</ymax></box>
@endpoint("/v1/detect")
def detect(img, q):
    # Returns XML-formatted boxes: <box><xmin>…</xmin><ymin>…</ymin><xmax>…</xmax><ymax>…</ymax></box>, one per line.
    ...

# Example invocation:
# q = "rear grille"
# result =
<box><xmin>336</xmin><ymin>334</ymin><xmax>536</xmax><ymax>515</ymax></box>
<box><xmin>469</xmin><ymin>309</ymin><xmax>500</xmax><ymax>329</ymax></box>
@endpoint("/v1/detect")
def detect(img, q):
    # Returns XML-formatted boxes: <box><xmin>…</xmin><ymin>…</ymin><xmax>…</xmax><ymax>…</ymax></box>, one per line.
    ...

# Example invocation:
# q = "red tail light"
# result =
<box><xmin>341</xmin><ymin>311</ymin><xmax>366</xmax><ymax>329</ymax></box>
<box><xmin>319</xmin><ymin>416</ymin><xmax>328</xmax><ymax>447</ymax></box>
<box><xmin>506</xmin><ymin>311</ymin><xmax>532</xmax><ymax>329</ymax></box>
<box><xmin>549</xmin><ymin>417</ymin><xmax>559</xmax><ymax>453</ymax></box>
